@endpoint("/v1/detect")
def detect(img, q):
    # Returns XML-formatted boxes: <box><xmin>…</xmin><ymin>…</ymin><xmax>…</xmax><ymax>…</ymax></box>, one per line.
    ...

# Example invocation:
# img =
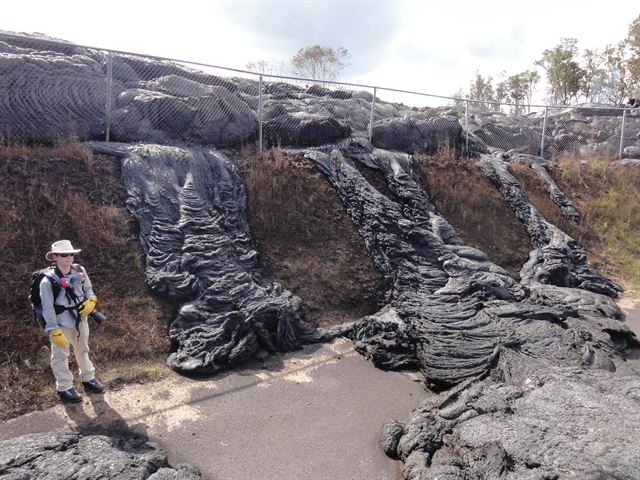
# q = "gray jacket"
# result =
<box><xmin>39</xmin><ymin>264</ymin><xmax>95</xmax><ymax>333</ymax></box>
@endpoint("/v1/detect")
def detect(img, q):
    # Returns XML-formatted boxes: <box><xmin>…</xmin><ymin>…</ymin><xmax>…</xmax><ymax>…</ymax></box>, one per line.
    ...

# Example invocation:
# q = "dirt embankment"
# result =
<box><xmin>236</xmin><ymin>150</ymin><xmax>384</xmax><ymax>328</ymax></box>
<box><xmin>414</xmin><ymin>154</ymin><xmax>532</xmax><ymax>278</ymax></box>
<box><xmin>0</xmin><ymin>145</ymin><xmax>173</xmax><ymax>420</ymax></box>
<box><xmin>1</xmin><ymin>144</ymin><xmax>637</xmax><ymax>421</ymax></box>
<box><xmin>509</xmin><ymin>157</ymin><xmax>640</xmax><ymax>294</ymax></box>
<box><xmin>0</xmin><ymin>145</ymin><xmax>386</xmax><ymax>420</ymax></box>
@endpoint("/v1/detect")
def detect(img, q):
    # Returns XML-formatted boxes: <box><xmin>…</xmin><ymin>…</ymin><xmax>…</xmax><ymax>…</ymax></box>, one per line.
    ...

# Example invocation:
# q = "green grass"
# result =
<box><xmin>586</xmin><ymin>189</ymin><xmax>640</xmax><ymax>295</ymax></box>
<box><xmin>98</xmin><ymin>356</ymin><xmax>171</xmax><ymax>390</ymax></box>
<box><xmin>556</xmin><ymin>156</ymin><xmax>640</xmax><ymax>297</ymax></box>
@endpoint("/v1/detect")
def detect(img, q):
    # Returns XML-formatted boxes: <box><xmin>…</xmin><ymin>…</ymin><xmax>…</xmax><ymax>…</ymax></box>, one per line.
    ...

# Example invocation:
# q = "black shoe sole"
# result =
<box><xmin>82</xmin><ymin>384</ymin><xmax>103</xmax><ymax>394</ymax></box>
<box><xmin>58</xmin><ymin>394</ymin><xmax>82</xmax><ymax>403</ymax></box>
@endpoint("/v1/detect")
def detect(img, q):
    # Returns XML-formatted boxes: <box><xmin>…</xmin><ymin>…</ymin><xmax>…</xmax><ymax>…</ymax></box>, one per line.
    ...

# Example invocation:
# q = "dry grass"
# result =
<box><xmin>236</xmin><ymin>148</ymin><xmax>384</xmax><ymax>327</ymax></box>
<box><xmin>237</xmin><ymin>148</ymin><xmax>317</xmax><ymax>242</ymax></box>
<box><xmin>414</xmin><ymin>147</ymin><xmax>640</xmax><ymax>294</ymax></box>
<box><xmin>507</xmin><ymin>162</ymin><xmax>594</xmax><ymax>246</ymax></box>
<box><xmin>0</xmin><ymin>142</ymin><xmax>94</xmax><ymax>163</ymax></box>
<box><xmin>0</xmin><ymin>144</ymin><xmax>172</xmax><ymax>421</ymax></box>
<box><xmin>554</xmin><ymin>154</ymin><xmax>640</xmax><ymax>296</ymax></box>
<box><xmin>3</xmin><ymin>141</ymin><xmax>637</xmax><ymax>422</ymax></box>
<box><xmin>414</xmin><ymin>148</ymin><xmax>532</xmax><ymax>278</ymax></box>
<box><xmin>507</xmin><ymin>153</ymin><xmax>640</xmax><ymax>296</ymax></box>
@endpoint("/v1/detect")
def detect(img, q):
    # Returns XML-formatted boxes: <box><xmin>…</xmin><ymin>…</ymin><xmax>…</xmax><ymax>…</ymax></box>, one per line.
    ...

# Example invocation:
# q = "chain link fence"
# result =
<box><xmin>1</xmin><ymin>31</ymin><xmax>639</xmax><ymax>160</ymax></box>
<box><xmin>463</xmin><ymin>100</ymin><xmax>640</xmax><ymax>159</ymax></box>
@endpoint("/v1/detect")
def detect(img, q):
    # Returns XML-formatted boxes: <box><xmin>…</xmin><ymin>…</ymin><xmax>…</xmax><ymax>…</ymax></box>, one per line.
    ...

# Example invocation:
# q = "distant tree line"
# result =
<box><xmin>457</xmin><ymin>14</ymin><xmax>640</xmax><ymax>109</ymax></box>
<box><xmin>244</xmin><ymin>14</ymin><xmax>639</xmax><ymax>108</ymax></box>
<box><xmin>246</xmin><ymin>45</ymin><xmax>350</xmax><ymax>86</ymax></box>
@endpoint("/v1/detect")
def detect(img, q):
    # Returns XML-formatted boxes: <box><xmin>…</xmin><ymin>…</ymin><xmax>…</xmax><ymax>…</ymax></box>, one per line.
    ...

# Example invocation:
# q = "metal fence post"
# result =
<box><xmin>540</xmin><ymin>106</ymin><xmax>548</xmax><ymax>159</ymax></box>
<box><xmin>464</xmin><ymin>100</ymin><xmax>469</xmax><ymax>157</ymax></box>
<box><xmin>258</xmin><ymin>74</ymin><xmax>263</xmax><ymax>159</ymax></box>
<box><xmin>104</xmin><ymin>50</ymin><xmax>113</xmax><ymax>142</ymax></box>
<box><xmin>618</xmin><ymin>108</ymin><xmax>627</xmax><ymax>159</ymax></box>
<box><xmin>368</xmin><ymin>87</ymin><xmax>377</xmax><ymax>143</ymax></box>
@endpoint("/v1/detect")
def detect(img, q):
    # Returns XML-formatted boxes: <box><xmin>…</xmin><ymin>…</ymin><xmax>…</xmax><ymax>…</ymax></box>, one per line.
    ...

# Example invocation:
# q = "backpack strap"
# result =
<box><xmin>41</xmin><ymin>269</ymin><xmax>65</xmax><ymax>314</ymax></box>
<box><xmin>45</xmin><ymin>267</ymin><xmax>82</xmax><ymax>326</ymax></box>
<box><xmin>54</xmin><ymin>265</ymin><xmax>83</xmax><ymax>332</ymax></box>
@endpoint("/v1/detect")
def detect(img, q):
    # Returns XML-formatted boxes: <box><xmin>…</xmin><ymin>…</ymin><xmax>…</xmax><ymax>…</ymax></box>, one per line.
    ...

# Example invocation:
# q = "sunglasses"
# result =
<box><xmin>57</xmin><ymin>253</ymin><xmax>75</xmax><ymax>258</ymax></box>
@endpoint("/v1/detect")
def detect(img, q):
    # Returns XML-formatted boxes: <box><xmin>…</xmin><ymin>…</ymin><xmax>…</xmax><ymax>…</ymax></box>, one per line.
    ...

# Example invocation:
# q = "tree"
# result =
<box><xmin>506</xmin><ymin>73</ymin><xmax>528</xmax><ymax>114</ymax></box>
<box><xmin>469</xmin><ymin>72</ymin><xmax>499</xmax><ymax>111</ymax></box>
<box><xmin>494</xmin><ymin>71</ymin><xmax>509</xmax><ymax>106</ymax></box>
<box><xmin>450</xmin><ymin>88</ymin><xmax>466</xmax><ymax>107</ymax></box>
<box><xmin>625</xmin><ymin>15</ymin><xmax>640</xmax><ymax>96</ymax></box>
<box><xmin>595</xmin><ymin>16</ymin><xmax>640</xmax><ymax>105</ymax></box>
<box><xmin>580</xmin><ymin>49</ymin><xmax>607</xmax><ymax>102</ymax></box>
<box><xmin>536</xmin><ymin>38</ymin><xmax>585</xmax><ymax>105</ymax></box>
<box><xmin>246</xmin><ymin>60</ymin><xmax>273</xmax><ymax>74</ymax></box>
<box><xmin>521</xmin><ymin>70</ymin><xmax>540</xmax><ymax>108</ymax></box>
<box><xmin>460</xmin><ymin>69</ymin><xmax>540</xmax><ymax>114</ymax></box>
<box><xmin>245</xmin><ymin>59</ymin><xmax>289</xmax><ymax>78</ymax></box>
<box><xmin>290</xmin><ymin>45</ymin><xmax>350</xmax><ymax>84</ymax></box>
<box><xmin>490</xmin><ymin>70</ymin><xmax>541</xmax><ymax>114</ymax></box>
<box><xmin>601</xmin><ymin>42</ymin><xmax>633</xmax><ymax>104</ymax></box>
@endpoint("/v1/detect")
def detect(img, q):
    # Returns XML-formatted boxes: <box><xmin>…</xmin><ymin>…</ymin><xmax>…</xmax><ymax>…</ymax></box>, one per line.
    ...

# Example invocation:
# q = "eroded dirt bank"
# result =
<box><xmin>2</xmin><ymin>143</ymin><xmax>640</xmax><ymax>480</ymax></box>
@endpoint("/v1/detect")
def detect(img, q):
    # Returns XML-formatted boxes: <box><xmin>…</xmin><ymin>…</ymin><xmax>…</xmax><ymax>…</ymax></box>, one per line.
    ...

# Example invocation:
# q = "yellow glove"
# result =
<box><xmin>50</xmin><ymin>329</ymin><xmax>68</xmax><ymax>348</ymax></box>
<box><xmin>78</xmin><ymin>295</ymin><xmax>97</xmax><ymax>316</ymax></box>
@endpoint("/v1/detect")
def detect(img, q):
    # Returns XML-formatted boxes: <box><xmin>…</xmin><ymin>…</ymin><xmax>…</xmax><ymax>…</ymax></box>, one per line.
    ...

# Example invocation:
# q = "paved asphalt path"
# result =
<box><xmin>2</xmin><ymin>303</ymin><xmax>638</xmax><ymax>479</ymax></box>
<box><xmin>0</xmin><ymin>338</ymin><xmax>428</xmax><ymax>480</ymax></box>
<box><xmin>621</xmin><ymin>298</ymin><xmax>640</xmax><ymax>337</ymax></box>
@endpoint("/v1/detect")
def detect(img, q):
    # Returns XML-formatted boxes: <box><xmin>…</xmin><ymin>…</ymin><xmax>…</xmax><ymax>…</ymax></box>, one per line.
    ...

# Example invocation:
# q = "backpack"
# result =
<box><xmin>28</xmin><ymin>265</ymin><xmax>82</xmax><ymax>328</ymax></box>
<box><xmin>28</xmin><ymin>268</ymin><xmax>61</xmax><ymax>328</ymax></box>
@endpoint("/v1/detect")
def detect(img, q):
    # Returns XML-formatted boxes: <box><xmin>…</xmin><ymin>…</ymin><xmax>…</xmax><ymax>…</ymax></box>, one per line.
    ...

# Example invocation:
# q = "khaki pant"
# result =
<box><xmin>50</xmin><ymin>319</ymin><xmax>96</xmax><ymax>392</ymax></box>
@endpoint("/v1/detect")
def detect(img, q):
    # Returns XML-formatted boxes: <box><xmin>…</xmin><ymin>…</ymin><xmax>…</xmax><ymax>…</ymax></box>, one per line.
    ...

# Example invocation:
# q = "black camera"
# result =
<box><xmin>89</xmin><ymin>310</ymin><xmax>107</xmax><ymax>324</ymax></box>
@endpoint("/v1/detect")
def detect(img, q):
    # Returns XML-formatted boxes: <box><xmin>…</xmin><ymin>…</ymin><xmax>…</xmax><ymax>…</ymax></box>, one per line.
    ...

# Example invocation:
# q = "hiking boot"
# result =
<box><xmin>82</xmin><ymin>378</ymin><xmax>103</xmax><ymax>394</ymax></box>
<box><xmin>58</xmin><ymin>387</ymin><xmax>82</xmax><ymax>403</ymax></box>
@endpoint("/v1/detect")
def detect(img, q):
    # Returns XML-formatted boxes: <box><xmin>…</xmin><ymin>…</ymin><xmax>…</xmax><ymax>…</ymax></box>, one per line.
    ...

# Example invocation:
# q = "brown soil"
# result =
<box><xmin>0</xmin><ymin>144</ymin><xmax>173</xmax><ymax>421</ymax></box>
<box><xmin>0</xmin><ymin>144</ymin><xmax>635</xmax><ymax>422</ymax></box>
<box><xmin>508</xmin><ymin>162</ymin><xmax>612</xmax><ymax>276</ymax></box>
<box><xmin>352</xmin><ymin>162</ymin><xmax>400</xmax><ymax>203</ymax></box>
<box><xmin>547</xmin><ymin>157</ymin><xmax>640</xmax><ymax>291</ymax></box>
<box><xmin>414</xmin><ymin>154</ymin><xmax>532</xmax><ymax>278</ymax></box>
<box><xmin>236</xmin><ymin>149</ymin><xmax>384</xmax><ymax>327</ymax></box>
<box><xmin>0</xmin><ymin>145</ymin><xmax>386</xmax><ymax>420</ymax></box>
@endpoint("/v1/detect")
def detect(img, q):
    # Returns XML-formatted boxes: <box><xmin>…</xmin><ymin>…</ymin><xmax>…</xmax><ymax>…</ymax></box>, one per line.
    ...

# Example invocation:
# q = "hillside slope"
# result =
<box><xmin>0</xmin><ymin>144</ymin><xmax>638</xmax><ymax>421</ymax></box>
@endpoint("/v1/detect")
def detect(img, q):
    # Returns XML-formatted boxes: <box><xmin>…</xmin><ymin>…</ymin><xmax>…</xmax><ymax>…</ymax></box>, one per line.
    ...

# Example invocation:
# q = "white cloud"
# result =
<box><xmin>2</xmin><ymin>0</ymin><xmax>637</xmax><ymax>104</ymax></box>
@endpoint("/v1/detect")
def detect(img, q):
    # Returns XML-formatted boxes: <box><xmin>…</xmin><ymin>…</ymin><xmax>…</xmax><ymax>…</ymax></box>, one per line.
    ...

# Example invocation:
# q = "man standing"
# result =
<box><xmin>40</xmin><ymin>240</ymin><xmax>103</xmax><ymax>403</ymax></box>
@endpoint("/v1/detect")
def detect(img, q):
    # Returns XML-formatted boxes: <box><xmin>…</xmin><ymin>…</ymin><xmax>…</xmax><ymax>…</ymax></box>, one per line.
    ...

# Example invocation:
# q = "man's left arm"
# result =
<box><xmin>79</xmin><ymin>266</ymin><xmax>95</xmax><ymax>299</ymax></box>
<box><xmin>77</xmin><ymin>266</ymin><xmax>97</xmax><ymax>316</ymax></box>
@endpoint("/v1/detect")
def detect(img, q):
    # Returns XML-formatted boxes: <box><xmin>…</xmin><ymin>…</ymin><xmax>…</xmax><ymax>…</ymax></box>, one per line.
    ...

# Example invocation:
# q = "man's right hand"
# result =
<box><xmin>49</xmin><ymin>329</ymin><xmax>68</xmax><ymax>348</ymax></box>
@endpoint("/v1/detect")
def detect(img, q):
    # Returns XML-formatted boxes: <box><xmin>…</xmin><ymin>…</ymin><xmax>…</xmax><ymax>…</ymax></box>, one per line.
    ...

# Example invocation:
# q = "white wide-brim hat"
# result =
<box><xmin>45</xmin><ymin>239</ymin><xmax>82</xmax><ymax>261</ymax></box>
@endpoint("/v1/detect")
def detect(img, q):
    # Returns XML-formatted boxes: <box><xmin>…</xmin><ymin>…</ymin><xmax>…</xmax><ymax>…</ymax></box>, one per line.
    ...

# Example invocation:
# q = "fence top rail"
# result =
<box><xmin>0</xmin><ymin>31</ymin><xmax>635</xmax><ymax>113</ymax></box>
<box><xmin>0</xmin><ymin>31</ymin><xmax>257</xmax><ymax>76</ymax></box>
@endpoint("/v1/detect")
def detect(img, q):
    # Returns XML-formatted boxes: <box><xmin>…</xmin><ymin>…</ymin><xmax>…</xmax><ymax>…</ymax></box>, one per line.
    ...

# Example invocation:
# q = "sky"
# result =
<box><xmin>3</xmin><ymin>0</ymin><xmax>637</xmax><ymax>106</ymax></box>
